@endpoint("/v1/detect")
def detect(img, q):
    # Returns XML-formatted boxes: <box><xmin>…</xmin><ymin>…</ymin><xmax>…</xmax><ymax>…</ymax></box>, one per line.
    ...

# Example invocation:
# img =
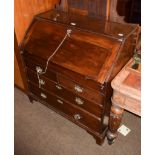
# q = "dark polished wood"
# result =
<box><xmin>27</xmin><ymin>68</ymin><xmax>104</xmax><ymax>117</ymax></box>
<box><xmin>107</xmin><ymin>105</ymin><xmax>124</xmax><ymax>144</ymax></box>
<box><xmin>28</xmin><ymin>82</ymin><xmax>103</xmax><ymax>133</ymax></box>
<box><xmin>58</xmin><ymin>75</ymin><xmax>105</xmax><ymax>104</ymax></box>
<box><xmin>20</xmin><ymin>1</ymin><xmax>139</xmax><ymax>145</ymax></box>
<box><xmin>28</xmin><ymin>95</ymin><xmax>35</xmax><ymax>103</ymax></box>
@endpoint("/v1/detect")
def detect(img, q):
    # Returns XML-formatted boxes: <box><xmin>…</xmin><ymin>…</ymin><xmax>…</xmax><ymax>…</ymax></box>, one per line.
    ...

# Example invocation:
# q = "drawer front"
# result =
<box><xmin>28</xmin><ymin>83</ymin><xmax>102</xmax><ymax>132</ymax></box>
<box><xmin>27</xmin><ymin>68</ymin><xmax>103</xmax><ymax>118</ymax></box>
<box><xmin>58</xmin><ymin>75</ymin><xmax>105</xmax><ymax>105</ymax></box>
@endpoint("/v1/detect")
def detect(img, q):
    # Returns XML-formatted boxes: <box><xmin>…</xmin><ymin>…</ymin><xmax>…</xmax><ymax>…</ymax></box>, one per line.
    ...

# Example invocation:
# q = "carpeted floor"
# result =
<box><xmin>14</xmin><ymin>87</ymin><xmax>141</xmax><ymax>155</ymax></box>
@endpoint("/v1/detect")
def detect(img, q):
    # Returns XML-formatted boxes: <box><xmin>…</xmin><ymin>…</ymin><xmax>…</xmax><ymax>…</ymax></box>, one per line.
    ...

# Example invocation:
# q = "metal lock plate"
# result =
<box><xmin>36</xmin><ymin>66</ymin><xmax>43</xmax><ymax>74</ymax></box>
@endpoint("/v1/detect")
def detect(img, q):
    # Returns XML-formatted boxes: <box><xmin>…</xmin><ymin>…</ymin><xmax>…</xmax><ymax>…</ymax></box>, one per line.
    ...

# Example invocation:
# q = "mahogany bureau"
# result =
<box><xmin>20</xmin><ymin>5</ymin><xmax>139</xmax><ymax>145</ymax></box>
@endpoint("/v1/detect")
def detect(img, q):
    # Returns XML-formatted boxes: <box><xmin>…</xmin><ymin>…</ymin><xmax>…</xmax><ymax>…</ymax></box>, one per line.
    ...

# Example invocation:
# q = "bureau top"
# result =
<box><xmin>21</xmin><ymin>9</ymin><xmax>138</xmax><ymax>84</ymax></box>
<box><xmin>36</xmin><ymin>9</ymin><xmax>136</xmax><ymax>40</ymax></box>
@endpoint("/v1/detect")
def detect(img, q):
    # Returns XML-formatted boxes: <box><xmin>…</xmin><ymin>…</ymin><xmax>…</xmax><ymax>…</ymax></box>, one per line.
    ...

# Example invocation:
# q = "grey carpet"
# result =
<box><xmin>15</xmin><ymin>87</ymin><xmax>141</xmax><ymax>155</ymax></box>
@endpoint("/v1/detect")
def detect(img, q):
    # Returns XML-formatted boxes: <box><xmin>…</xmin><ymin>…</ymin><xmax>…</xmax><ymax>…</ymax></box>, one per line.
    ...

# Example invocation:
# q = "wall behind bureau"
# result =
<box><xmin>14</xmin><ymin>0</ymin><xmax>59</xmax><ymax>90</ymax></box>
<box><xmin>15</xmin><ymin>0</ymin><xmax>58</xmax><ymax>43</ymax></box>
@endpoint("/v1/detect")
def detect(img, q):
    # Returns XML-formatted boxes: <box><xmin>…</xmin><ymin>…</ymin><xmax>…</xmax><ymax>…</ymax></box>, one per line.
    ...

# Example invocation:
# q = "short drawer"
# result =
<box><xmin>58</xmin><ymin>75</ymin><xmax>105</xmax><ymax>105</ymax></box>
<box><xmin>27</xmin><ymin>68</ymin><xmax>103</xmax><ymax>117</ymax></box>
<box><xmin>28</xmin><ymin>83</ymin><xmax>102</xmax><ymax>132</ymax></box>
<box><xmin>24</xmin><ymin>57</ymin><xmax>57</xmax><ymax>83</ymax></box>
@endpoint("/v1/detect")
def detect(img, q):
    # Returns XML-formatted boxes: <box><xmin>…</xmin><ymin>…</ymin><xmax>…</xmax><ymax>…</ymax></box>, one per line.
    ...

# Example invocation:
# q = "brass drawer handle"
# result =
<box><xmin>56</xmin><ymin>85</ymin><xmax>62</xmax><ymax>90</ymax></box>
<box><xmin>39</xmin><ymin>79</ymin><xmax>45</xmax><ymax>85</ymax></box>
<box><xmin>75</xmin><ymin>97</ymin><xmax>84</xmax><ymax>105</ymax></box>
<box><xmin>74</xmin><ymin>114</ymin><xmax>82</xmax><ymax>120</ymax></box>
<box><xmin>36</xmin><ymin>66</ymin><xmax>43</xmax><ymax>74</ymax></box>
<box><xmin>57</xmin><ymin>99</ymin><xmax>63</xmax><ymax>104</ymax></box>
<box><xmin>74</xmin><ymin>85</ymin><xmax>83</xmax><ymax>93</ymax></box>
<box><xmin>40</xmin><ymin>93</ymin><xmax>47</xmax><ymax>99</ymax></box>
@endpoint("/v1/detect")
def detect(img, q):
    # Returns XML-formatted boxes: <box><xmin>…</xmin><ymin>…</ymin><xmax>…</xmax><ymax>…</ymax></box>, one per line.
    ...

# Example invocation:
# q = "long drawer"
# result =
<box><xmin>26</xmin><ymin>68</ymin><xmax>104</xmax><ymax>117</ymax></box>
<box><xmin>28</xmin><ymin>82</ymin><xmax>102</xmax><ymax>133</ymax></box>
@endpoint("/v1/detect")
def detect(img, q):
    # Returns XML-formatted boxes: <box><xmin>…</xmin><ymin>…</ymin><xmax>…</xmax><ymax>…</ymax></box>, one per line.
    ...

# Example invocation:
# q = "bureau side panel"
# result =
<box><xmin>106</xmin><ymin>27</ymin><xmax>139</xmax><ymax>82</ymax></box>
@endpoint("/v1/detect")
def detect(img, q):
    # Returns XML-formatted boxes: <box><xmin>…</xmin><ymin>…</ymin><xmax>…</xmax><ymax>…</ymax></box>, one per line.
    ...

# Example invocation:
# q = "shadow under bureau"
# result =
<box><xmin>20</xmin><ymin>9</ymin><xmax>139</xmax><ymax>145</ymax></box>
